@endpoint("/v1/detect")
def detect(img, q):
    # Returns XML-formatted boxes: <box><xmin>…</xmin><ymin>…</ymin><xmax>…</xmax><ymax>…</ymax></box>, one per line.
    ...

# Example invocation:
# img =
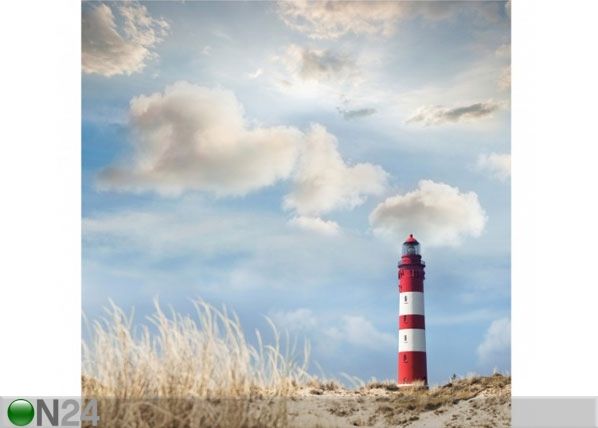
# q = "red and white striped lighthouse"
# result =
<box><xmin>398</xmin><ymin>234</ymin><xmax>428</xmax><ymax>386</ymax></box>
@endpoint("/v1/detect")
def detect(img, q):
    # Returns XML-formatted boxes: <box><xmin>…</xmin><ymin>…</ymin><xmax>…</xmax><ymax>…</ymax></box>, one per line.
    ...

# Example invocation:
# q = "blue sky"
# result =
<box><xmin>82</xmin><ymin>1</ymin><xmax>510</xmax><ymax>384</ymax></box>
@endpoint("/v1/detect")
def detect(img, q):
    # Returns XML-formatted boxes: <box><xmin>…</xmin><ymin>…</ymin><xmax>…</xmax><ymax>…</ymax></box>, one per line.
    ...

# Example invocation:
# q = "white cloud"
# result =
<box><xmin>289</xmin><ymin>216</ymin><xmax>340</xmax><ymax>236</ymax></box>
<box><xmin>477</xmin><ymin>153</ymin><xmax>511</xmax><ymax>181</ymax></box>
<box><xmin>82</xmin><ymin>2</ymin><xmax>169</xmax><ymax>77</ymax></box>
<box><xmin>277</xmin><ymin>1</ymin><xmax>503</xmax><ymax>40</ymax></box>
<box><xmin>98</xmin><ymin>83</ymin><xmax>390</xmax><ymax>233</ymax></box>
<box><xmin>99</xmin><ymin>83</ymin><xmax>388</xmax><ymax>216</ymax></box>
<box><xmin>407</xmin><ymin>101</ymin><xmax>502</xmax><ymax>126</ymax></box>
<box><xmin>276</xmin><ymin>1</ymin><xmax>477</xmax><ymax>40</ymax></box>
<box><xmin>284</xmin><ymin>124</ymin><xmax>389</xmax><ymax>216</ymax></box>
<box><xmin>277</xmin><ymin>0</ymin><xmax>405</xmax><ymax>39</ymax></box>
<box><xmin>369</xmin><ymin>180</ymin><xmax>487</xmax><ymax>247</ymax></box>
<box><xmin>99</xmin><ymin>81</ymin><xmax>303</xmax><ymax>196</ymax></box>
<box><xmin>477</xmin><ymin>318</ymin><xmax>511</xmax><ymax>371</ymax></box>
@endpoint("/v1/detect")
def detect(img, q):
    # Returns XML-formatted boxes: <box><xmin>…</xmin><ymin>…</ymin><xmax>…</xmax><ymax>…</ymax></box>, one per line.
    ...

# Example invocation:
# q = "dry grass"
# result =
<box><xmin>305</xmin><ymin>378</ymin><xmax>342</xmax><ymax>392</ymax></box>
<box><xmin>82</xmin><ymin>299</ymin><xmax>311</xmax><ymax>427</ymax></box>
<box><xmin>374</xmin><ymin>374</ymin><xmax>511</xmax><ymax>426</ymax></box>
<box><xmin>286</xmin><ymin>374</ymin><xmax>510</xmax><ymax>427</ymax></box>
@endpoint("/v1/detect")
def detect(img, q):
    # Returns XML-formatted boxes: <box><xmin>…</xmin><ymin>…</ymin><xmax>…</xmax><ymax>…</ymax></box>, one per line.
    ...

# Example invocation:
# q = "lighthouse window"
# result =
<box><xmin>404</xmin><ymin>335</ymin><xmax>407</xmax><ymax>342</ymax></box>
<box><xmin>403</xmin><ymin>354</ymin><xmax>407</xmax><ymax>362</ymax></box>
<box><xmin>404</xmin><ymin>295</ymin><xmax>407</xmax><ymax>302</ymax></box>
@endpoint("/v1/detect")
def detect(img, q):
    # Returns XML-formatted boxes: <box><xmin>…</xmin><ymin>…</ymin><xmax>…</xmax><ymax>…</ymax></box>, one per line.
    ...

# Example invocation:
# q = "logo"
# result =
<box><xmin>1</xmin><ymin>398</ymin><xmax>99</xmax><ymax>427</ymax></box>
<box><xmin>7</xmin><ymin>400</ymin><xmax>34</xmax><ymax>426</ymax></box>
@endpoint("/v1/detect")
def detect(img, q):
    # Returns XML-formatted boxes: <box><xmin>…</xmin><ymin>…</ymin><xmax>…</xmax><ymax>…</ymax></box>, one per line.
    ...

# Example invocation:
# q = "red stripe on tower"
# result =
<box><xmin>399</xmin><ymin>314</ymin><xmax>426</xmax><ymax>329</ymax></box>
<box><xmin>397</xmin><ymin>234</ymin><xmax>428</xmax><ymax>386</ymax></box>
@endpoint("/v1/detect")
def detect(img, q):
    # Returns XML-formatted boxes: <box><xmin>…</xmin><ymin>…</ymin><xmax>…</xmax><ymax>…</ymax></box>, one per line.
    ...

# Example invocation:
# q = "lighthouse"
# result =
<box><xmin>398</xmin><ymin>234</ymin><xmax>428</xmax><ymax>386</ymax></box>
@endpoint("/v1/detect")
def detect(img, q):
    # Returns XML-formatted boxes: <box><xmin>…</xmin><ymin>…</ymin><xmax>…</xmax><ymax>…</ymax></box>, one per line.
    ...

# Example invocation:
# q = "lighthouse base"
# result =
<box><xmin>396</xmin><ymin>383</ymin><xmax>428</xmax><ymax>390</ymax></box>
<box><xmin>398</xmin><ymin>351</ymin><xmax>428</xmax><ymax>386</ymax></box>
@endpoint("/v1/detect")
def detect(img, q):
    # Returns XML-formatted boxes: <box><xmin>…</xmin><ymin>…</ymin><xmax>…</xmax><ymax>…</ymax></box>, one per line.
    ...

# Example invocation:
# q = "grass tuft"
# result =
<box><xmin>82</xmin><ymin>298</ymin><xmax>310</xmax><ymax>427</ymax></box>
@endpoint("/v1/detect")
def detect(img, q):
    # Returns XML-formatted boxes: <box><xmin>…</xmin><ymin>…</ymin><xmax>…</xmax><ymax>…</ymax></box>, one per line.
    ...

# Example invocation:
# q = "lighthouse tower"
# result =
<box><xmin>398</xmin><ymin>234</ymin><xmax>428</xmax><ymax>386</ymax></box>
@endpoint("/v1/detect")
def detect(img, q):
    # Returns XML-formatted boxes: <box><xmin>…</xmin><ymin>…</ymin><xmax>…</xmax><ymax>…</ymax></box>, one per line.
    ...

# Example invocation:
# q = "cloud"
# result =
<box><xmin>369</xmin><ymin>180</ymin><xmax>487</xmax><ymax>247</ymax></box>
<box><xmin>289</xmin><ymin>216</ymin><xmax>340</xmax><ymax>236</ymax></box>
<box><xmin>477</xmin><ymin>153</ymin><xmax>511</xmax><ymax>181</ymax></box>
<box><xmin>277</xmin><ymin>1</ymin><xmax>405</xmax><ymax>39</ymax></box>
<box><xmin>280</xmin><ymin>45</ymin><xmax>359</xmax><ymax>83</ymax></box>
<box><xmin>276</xmin><ymin>1</ymin><xmax>474</xmax><ymax>40</ymax></box>
<box><xmin>284</xmin><ymin>124</ymin><xmax>389</xmax><ymax>216</ymax></box>
<box><xmin>271</xmin><ymin>45</ymin><xmax>364</xmax><ymax>103</ymax></box>
<box><xmin>477</xmin><ymin>318</ymin><xmax>511</xmax><ymax>371</ymax></box>
<box><xmin>407</xmin><ymin>101</ymin><xmax>502</xmax><ymax>126</ymax></box>
<box><xmin>82</xmin><ymin>2</ymin><xmax>169</xmax><ymax>77</ymax></box>
<box><xmin>99</xmin><ymin>82</ymin><xmax>303</xmax><ymax>196</ymax></box>
<box><xmin>337</xmin><ymin>107</ymin><xmax>377</xmax><ymax>120</ymax></box>
<box><xmin>99</xmin><ymin>83</ymin><xmax>389</xmax><ymax>230</ymax></box>
<box><xmin>99</xmin><ymin>83</ymin><xmax>388</xmax><ymax>216</ymax></box>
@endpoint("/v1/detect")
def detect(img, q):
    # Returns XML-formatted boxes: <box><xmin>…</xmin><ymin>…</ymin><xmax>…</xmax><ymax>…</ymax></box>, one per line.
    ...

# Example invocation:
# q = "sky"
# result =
<box><xmin>81</xmin><ymin>0</ymin><xmax>511</xmax><ymax>385</ymax></box>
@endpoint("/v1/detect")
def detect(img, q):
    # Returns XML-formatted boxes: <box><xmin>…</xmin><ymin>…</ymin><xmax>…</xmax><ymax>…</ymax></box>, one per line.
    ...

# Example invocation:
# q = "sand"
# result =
<box><xmin>285</xmin><ymin>375</ymin><xmax>511</xmax><ymax>427</ymax></box>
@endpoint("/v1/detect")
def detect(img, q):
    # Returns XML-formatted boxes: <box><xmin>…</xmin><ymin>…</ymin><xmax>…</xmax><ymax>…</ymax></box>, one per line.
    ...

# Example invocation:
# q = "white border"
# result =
<box><xmin>512</xmin><ymin>0</ymin><xmax>598</xmax><ymax>396</ymax></box>
<box><xmin>0</xmin><ymin>0</ymin><xmax>80</xmax><ymax>395</ymax></box>
<box><xmin>2</xmin><ymin>0</ymin><xmax>598</xmax><ymax>398</ymax></box>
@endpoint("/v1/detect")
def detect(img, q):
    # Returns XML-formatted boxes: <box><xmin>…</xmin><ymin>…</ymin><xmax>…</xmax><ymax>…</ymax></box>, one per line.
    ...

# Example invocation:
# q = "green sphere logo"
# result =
<box><xmin>7</xmin><ymin>399</ymin><xmax>34</xmax><ymax>426</ymax></box>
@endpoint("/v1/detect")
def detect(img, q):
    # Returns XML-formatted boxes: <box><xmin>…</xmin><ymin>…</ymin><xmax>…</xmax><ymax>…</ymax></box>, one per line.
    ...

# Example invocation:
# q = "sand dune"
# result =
<box><xmin>286</xmin><ymin>374</ymin><xmax>510</xmax><ymax>427</ymax></box>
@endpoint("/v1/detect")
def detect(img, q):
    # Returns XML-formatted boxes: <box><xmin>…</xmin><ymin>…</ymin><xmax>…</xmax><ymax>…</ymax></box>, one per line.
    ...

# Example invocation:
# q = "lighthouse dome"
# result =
<box><xmin>402</xmin><ymin>234</ymin><xmax>420</xmax><ymax>256</ymax></box>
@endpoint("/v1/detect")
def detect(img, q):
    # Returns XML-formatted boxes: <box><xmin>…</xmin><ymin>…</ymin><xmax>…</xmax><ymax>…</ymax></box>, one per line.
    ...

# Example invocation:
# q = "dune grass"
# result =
<box><xmin>82</xmin><ymin>299</ymin><xmax>311</xmax><ymax>427</ymax></box>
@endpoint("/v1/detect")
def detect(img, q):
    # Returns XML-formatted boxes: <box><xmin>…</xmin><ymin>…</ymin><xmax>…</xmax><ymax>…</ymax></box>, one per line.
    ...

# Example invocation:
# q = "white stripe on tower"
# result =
<box><xmin>399</xmin><ymin>292</ymin><xmax>425</xmax><ymax>315</ymax></box>
<box><xmin>398</xmin><ymin>329</ymin><xmax>427</xmax><ymax>352</ymax></box>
